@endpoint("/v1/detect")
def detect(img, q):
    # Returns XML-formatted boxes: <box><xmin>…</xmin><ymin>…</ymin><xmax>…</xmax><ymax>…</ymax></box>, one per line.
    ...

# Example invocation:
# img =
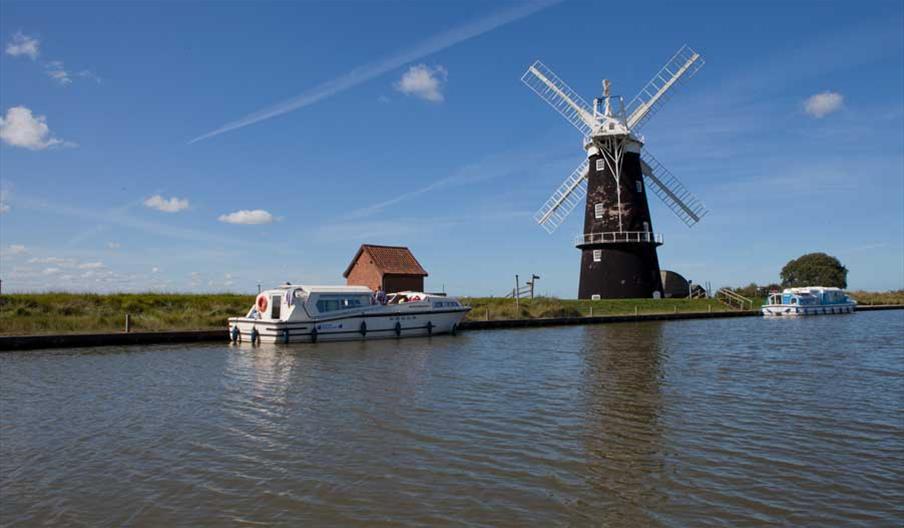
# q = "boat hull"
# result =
<box><xmin>228</xmin><ymin>308</ymin><xmax>470</xmax><ymax>344</ymax></box>
<box><xmin>761</xmin><ymin>303</ymin><xmax>856</xmax><ymax>317</ymax></box>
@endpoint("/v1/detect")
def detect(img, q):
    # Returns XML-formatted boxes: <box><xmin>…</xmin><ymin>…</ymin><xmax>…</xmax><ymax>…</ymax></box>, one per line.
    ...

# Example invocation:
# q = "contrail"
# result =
<box><xmin>189</xmin><ymin>0</ymin><xmax>562</xmax><ymax>143</ymax></box>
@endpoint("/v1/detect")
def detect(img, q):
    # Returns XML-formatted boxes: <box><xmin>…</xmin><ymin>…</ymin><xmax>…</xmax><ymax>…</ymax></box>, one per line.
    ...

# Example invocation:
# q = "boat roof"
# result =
<box><xmin>270</xmin><ymin>284</ymin><xmax>372</xmax><ymax>294</ymax></box>
<box><xmin>784</xmin><ymin>286</ymin><xmax>844</xmax><ymax>293</ymax></box>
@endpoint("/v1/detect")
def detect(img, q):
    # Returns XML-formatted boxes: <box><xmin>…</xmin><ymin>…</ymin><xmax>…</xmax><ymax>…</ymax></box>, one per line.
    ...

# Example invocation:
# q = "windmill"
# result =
<box><xmin>521</xmin><ymin>45</ymin><xmax>707</xmax><ymax>299</ymax></box>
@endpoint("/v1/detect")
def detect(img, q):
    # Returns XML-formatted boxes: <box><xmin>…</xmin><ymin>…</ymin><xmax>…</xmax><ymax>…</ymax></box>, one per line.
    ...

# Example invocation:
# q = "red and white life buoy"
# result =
<box><xmin>256</xmin><ymin>294</ymin><xmax>268</xmax><ymax>314</ymax></box>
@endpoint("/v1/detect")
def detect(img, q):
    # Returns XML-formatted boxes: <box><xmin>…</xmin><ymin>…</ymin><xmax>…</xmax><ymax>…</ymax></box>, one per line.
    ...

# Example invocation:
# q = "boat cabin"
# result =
<box><xmin>248</xmin><ymin>285</ymin><xmax>374</xmax><ymax>322</ymax></box>
<box><xmin>767</xmin><ymin>287</ymin><xmax>852</xmax><ymax>307</ymax></box>
<box><xmin>244</xmin><ymin>284</ymin><xmax>459</xmax><ymax>323</ymax></box>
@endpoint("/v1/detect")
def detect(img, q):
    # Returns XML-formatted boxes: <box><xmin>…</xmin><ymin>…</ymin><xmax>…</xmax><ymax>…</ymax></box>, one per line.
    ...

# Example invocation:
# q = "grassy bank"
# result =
<box><xmin>460</xmin><ymin>296</ymin><xmax>748</xmax><ymax>321</ymax></box>
<box><xmin>848</xmin><ymin>290</ymin><xmax>904</xmax><ymax>305</ymax></box>
<box><xmin>1</xmin><ymin>293</ymin><xmax>741</xmax><ymax>335</ymax></box>
<box><xmin>1</xmin><ymin>291</ymin><xmax>899</xmax><ymax>336</ymax></box>
<box><xmin>0</xmin><ymin>293</ymin><xmax>253</xmax><ymax>336</ymax></box>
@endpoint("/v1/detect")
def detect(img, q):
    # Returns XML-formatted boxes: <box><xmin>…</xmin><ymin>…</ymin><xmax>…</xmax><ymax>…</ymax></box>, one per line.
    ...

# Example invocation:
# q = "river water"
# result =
<box><xmin>2</xmin><ymin>311</ymin><xmax>902</xmax><ymax>526</ymax></box>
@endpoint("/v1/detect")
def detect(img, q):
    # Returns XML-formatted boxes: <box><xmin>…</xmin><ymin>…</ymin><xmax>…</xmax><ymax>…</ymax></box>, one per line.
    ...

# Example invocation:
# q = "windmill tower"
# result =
<box><xmin>521</xmin><ymin>45</ymin><xmax>708</xmax><ymax>299</ymax></box>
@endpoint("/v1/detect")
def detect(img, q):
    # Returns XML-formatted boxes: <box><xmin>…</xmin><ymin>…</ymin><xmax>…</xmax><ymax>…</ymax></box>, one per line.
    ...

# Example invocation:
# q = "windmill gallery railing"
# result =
<box><xmin>574</xmin><ymin>231</ymin><xmax>664</xmax><ymax>246</ymax></box>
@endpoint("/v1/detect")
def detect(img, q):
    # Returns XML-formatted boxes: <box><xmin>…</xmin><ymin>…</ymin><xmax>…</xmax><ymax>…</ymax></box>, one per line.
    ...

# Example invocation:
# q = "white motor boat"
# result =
<box><xmin>761</xmin><ymin>286</ymin><xmax>856</xmax><ymax>317</ymax></box>
<box><xmin>228</xmin><ymin>284</ymin><xmax>471</xmax><ymax>344</ymax></box>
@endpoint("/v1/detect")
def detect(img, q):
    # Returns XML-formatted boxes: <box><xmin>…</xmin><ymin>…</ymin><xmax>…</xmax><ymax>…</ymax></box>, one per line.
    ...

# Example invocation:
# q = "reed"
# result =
<box><xmin>0</xmin><ymin>292</ymin><xmax>253</xmax><ymax>336</ymax></box>
<box><xmin>847</xmin><ymin>290</ymin><xmax>904</xmax><ymax>305</ymax></box>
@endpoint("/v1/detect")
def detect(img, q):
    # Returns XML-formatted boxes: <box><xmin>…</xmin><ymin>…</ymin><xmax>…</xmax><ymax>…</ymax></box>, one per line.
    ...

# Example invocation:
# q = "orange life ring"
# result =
<box><xmin>256</xmin><ymin>294</ymin><xmax>268</xmax><ymax>313</ymax></box>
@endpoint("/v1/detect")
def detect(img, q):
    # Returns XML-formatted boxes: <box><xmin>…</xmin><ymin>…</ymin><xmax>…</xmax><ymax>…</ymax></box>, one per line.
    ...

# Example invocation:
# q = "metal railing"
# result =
<box><xmin>574</xmin><ymin>231</ymin><xmax>663</xmax><ymax>245</ymax></box>
<box><xmin>715</xmin><ymin>288</ymin><xmax>754</xmax><ymax>310</ymax></box>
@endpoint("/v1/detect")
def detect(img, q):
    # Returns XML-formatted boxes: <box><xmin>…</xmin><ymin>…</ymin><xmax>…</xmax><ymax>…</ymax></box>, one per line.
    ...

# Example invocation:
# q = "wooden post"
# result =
<box><xmin>125</xmin><ymin>313</ymin><xmax>131</xmax><ymax>333</ymax></box>
<box><xmin>485</xmin><ymin>307</ymin><xmax>489</xmax><ymax>321</ymax></box>
<box><xmin>515</xmin><ymin>275</ymin><xmax>520</xmax><ymax>309</ymax></box>
<box><xmin>635</xmin><ymin>306</ymin><xmax>638</xmax><ymax>316</ymax></box>
<box><xmin>589</xmin><ymin>304</ymin><xmax>593</xmax><ymax>317</ymax></box>
<box><xmin>708</xmin><ymin>304</ymin><xmax>712</xmax><ymax>313</ymax></box>
<box><xmin>674</xmin><ymin>306</ymin><xmax>678</xmax><ymax>313</ymax></box>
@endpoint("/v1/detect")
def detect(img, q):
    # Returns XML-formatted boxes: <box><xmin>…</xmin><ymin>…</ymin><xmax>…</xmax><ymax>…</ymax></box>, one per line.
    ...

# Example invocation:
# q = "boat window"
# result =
<box><xmin>790</xmin><ymin>298</ymin><xmax>797</xmax><ymax>305</ymax></box>
<box><xmin>271</xmin><ymin>295</ymin><xmax>281</xmax><ymax>319</ymax></box>
<box><xmin>316</xmin><ymin>294</ymin><xmax>371</xmax><ymax>313</ymax></box>
<box><xmin>433</xmin><ymin>300</ymin><xmax>460</xmax><ymax>308</ymax></box>
<box><xmin>798</xmin><ymin>294</ymin><xmax>816</xmax><ymax>305</ymax></box>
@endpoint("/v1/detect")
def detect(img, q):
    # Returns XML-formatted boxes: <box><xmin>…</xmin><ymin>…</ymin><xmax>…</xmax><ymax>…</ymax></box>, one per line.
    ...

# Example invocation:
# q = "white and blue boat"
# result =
<box><xmin>762</xmin><ymin>287</ymin><xmax>856</xmax><ymax>317</ymax></box>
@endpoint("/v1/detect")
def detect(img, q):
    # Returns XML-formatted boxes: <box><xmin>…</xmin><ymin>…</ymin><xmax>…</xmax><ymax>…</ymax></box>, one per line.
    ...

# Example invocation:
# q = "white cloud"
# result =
<box><xmin>6</xmin><ymin>244</ymin><xmax>27</xmax><ymax>255</ymax></box>
<box><xmin>144</xmin><ymin>194</ymin><xmax>189</xmax><ymax>213</ymax></box>
<box><xmin>107</xmin><ymin>241</ymin><xmax>121</xmax><ymax>249</ymax></box>
<box><xmin>804</xmin><ymin>91</ymin><xmax>844</xmax><ymax>118</ymax></box>
<box><xmin>218</xmin><ymin>209</ymin><xmax>274</xmax><ymax>225</ymax></box>
<box><xmin>395</xmin><ymin>64</ymin><xmax>447</xmax><ymax>102</ymax></box>
<box><xmin>5</xmin><ymin>32</ymin><xmax>39</xmax><ymax>60</ymax></box>
<box><xmin>0</xmin><ymin>106</ymin><xmax>71</xmax><ymax>150</ymax></box>
<box><xmin>78</xmin><ymin>261</ymin><xmax>105</xmax><ymax>269</ymax></box>
<box><xmin>42</xmin><ymin>267</ymin><xmax>61</xmax><ymax>275</ymax></box>
<box><xmin>29</xmin><ymin>256</ymin><xmax>76</xmax><ymax>266</ymax></box>
<box><xmin>77</xmin><ymin>70</ymin><xmax>102</xmax><ymax>83</ymax></box>
<box><xmin>151</xmin><ymin>266</ymin><xmax>159</xmax><ymax>273</ymax></box>
<box><xmin>45</xmin><ymin>60</ymin><xmax>72</xmax><ymax>85</ymax></box>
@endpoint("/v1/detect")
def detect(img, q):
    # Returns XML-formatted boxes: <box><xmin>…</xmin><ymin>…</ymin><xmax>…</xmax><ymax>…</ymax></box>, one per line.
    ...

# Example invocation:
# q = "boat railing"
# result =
<box><xmin>574</xmin><ymin>231</ymin><xmax>664</xmax><ymax>245</ymax></box>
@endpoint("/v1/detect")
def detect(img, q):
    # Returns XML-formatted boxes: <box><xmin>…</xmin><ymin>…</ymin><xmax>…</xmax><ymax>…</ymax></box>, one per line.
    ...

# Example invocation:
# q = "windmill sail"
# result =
<box><xmin>521</xmin><ymin>61</ymin><xmax>595</xmax><ymax>137</ymax></box>
<box><xmin>625</xmin><ymin>45</ymin><xmax>704</xmax><ymax>132</ymax></box>
<box><xmin>640</xmin><ymin>150</ymin><xmax>707</xmax><ymax>227</ymax></box>
<box><xmin>534</xmin><ymin>160</ymin><xmax>589</xmax><ymax>233</ymax></box>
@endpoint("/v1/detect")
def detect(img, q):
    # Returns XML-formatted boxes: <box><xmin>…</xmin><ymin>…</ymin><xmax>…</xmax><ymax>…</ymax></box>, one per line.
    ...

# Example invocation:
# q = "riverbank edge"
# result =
<box><xmin>2</xmin><ymin>304</ymin><xmax>901</xmax><ymax>352</ymax></box>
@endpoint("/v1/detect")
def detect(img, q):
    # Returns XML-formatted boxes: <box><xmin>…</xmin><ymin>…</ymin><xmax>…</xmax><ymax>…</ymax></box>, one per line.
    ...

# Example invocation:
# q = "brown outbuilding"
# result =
<box><xmin>343</xmin><ymin>244</ymin><xmax>428</xmax><ymax>293</ymax></box>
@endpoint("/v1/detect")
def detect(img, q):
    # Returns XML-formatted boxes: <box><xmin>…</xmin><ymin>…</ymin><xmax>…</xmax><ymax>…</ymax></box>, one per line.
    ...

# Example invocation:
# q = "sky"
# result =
<box><xmin>1</xmin><ymin>0</ymin><xmax>902</xmax><ymax>297</ymax></box>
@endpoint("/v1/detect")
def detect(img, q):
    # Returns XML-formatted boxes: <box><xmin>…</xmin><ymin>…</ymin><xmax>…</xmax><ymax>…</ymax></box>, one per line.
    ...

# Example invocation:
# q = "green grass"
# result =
<box><xmin>460</xmin><ymin>296</ymin><xmax>752</xmax><ymax>321</ymax></box>
<box><xmin>0</xmin><ymin>292</ymin><xmax>253</xmax><ymax>336</ymax></box>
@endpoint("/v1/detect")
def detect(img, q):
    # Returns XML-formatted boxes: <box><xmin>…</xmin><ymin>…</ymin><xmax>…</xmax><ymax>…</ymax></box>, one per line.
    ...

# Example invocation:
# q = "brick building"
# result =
<box><xmin>343</xmin><ymin>244</ymin><xmax>428</xmax><ymax>293</ymax></box>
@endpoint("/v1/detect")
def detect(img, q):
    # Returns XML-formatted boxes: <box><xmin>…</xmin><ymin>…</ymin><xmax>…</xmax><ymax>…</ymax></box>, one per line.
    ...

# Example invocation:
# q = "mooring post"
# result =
<box><xmin>589</xmin><ymin>304</ymin><xmax>593</xmax><ymax>317</ymax></box>
<box><xmin>515</xmin><ymin>274</ymin><xmax>520</xmax><ymax>309</ymax></box>
<box><xmin>635</xmin><ymin>306</ymin><xmax>638</xmax><ymax>316</ymax></box>
<box><xmin>125</xmin><ymin>313</ymin><xmax>131</xmax><ymax>333</ymax></box>
<box><xmin>485</xmin><ymin>307</ymin><xmax>489</xmax><ymax>321</ymax></box>
<box><xmin>674</xmin><ymin>306</ymin><xmax>678</xmax><ymax>313</ymax></box>
<box><xmin>708</xmin><ymin>304</ymin><xmax>712</xmax><ymax>313</ymax></box>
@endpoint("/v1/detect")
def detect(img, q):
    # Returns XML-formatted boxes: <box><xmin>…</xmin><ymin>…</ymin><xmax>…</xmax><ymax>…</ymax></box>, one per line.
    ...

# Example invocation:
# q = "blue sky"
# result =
<box><xmin>1</xmin><ymin>0</ymin><xmax>902</xmax><ymax>296</ymax></box>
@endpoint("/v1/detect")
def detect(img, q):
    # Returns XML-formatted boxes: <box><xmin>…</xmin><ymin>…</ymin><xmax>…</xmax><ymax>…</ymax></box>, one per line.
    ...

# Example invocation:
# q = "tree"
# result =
<box><xmin>780</xmin><ymin>253</ymin><xmax>848</xmax><ymax>288</ymax></box>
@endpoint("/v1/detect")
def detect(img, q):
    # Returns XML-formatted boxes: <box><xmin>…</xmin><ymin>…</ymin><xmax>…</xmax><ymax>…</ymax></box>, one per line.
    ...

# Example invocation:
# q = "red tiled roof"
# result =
<box><xmin>343</xmin><ymin>244</ymin><xmax>428</xmax><ymax>277</ymax></box>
